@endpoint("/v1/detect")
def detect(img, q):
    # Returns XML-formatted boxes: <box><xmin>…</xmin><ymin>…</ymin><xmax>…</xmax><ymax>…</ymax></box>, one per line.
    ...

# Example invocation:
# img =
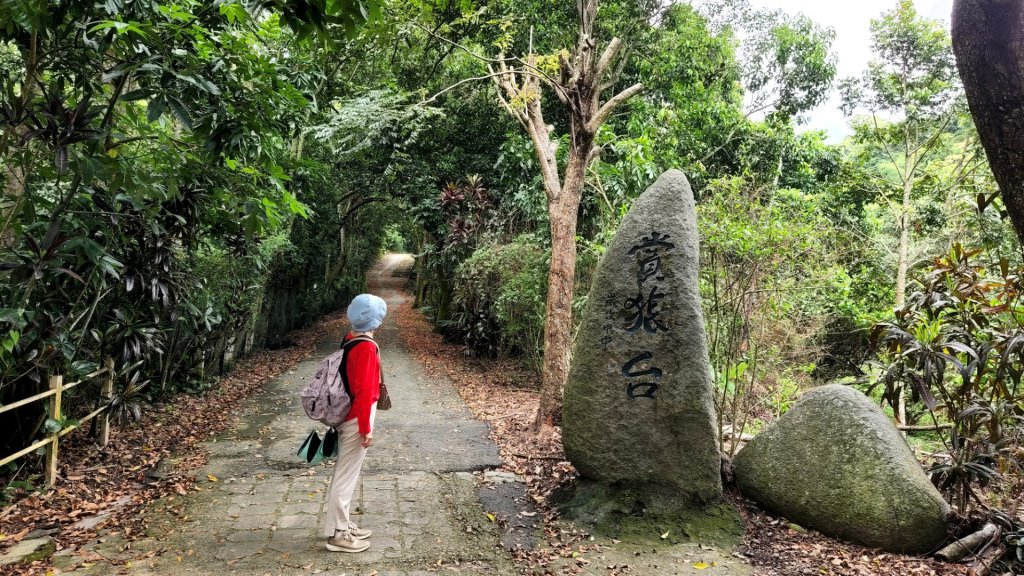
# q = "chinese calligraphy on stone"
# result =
<box><xmin>621</xmin><ymin>352</ymin><xmax>661</xmax><ymax>399</ymax></box>
<box><xmin>623</xmin><ymin>286</ymin><xmax>668</xmax><ymax>334</ymax></box>
<box><xmin>618</xmin><ymin>230</ymin><xmax>675</xmax><ymax>399</ymax></box>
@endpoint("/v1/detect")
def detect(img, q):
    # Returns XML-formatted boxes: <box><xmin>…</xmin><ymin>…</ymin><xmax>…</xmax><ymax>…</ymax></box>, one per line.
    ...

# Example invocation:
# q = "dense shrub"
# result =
<box><xmin>449</xmin><ymin>236</ymin><xmax>549</xmax><ymax>364</ymax></box>
<box><xmin>257</xmin><ymin>199</ymin><xmax>387</xmax><ymax>349</ymax></box>
<box><xmin>697</xmin><ymin>177</ymin><xmax>859</xmax><ymax>451</ymax></box>
<box><xmin>445</xmin><ymin>234</ymin><xmax>602</xmax><ymax>368</ymax></box>
<box><xmin>873</xmin><ymin>244</ymin><xmax>1024</xmax><ymax>513</ymax></box>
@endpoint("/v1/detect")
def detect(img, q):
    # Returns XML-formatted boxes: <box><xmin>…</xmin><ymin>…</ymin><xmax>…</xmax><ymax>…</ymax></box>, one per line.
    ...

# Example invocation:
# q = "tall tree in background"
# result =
<box><xmin>839</xmin><ymin>0</ymin><xmax>957</xmax><ymax>309</ymax></box>
<box><xmin>490</xmin><ymin>0</ymin><xmax>642</xmax><ymax>428</ymax></box>
<box><xmin>951</xmin><ymin>0</ymin><xmax>1024</xmax><ymax>247</ymax></box>
<box><xmin>732</xmin><ymin>8</ymin><xmax>837</xmax><ymax>123</ymax></box>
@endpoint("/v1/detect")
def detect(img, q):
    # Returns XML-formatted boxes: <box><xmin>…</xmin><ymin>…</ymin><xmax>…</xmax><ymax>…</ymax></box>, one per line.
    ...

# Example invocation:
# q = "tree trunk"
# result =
<box><xmin>896</xmin><ymin>386</ymin><xmax>908</xmax><ymax>432</ymax></box>
<box><xmin>895</xmin><ymin>132</ymin><xmax>914</xmax><ymax>309</ymax></box>
<box><xmin>895</xmin><ymin>189</ymin><xmax>912</xmax><ymax>309</ymax></box>
<box><xmin>490</xmin><ymin>0</ymin><xmax>641</xmax><ymax>430</ymax></box>
<box><xmin>537</xmin><ymin>151</ymin><xmax>588</xmax><ymax>427</ymax></box>
<box><xmin>325</xmin><ymin>198</ymin><xmax>352</xmax><ymax>286</ymax></box>
<box><xmin>893</xmin><ymin>161</ymin><xmax>914</xmax><ymax>427</ymax></box>
<box><xmin>1</xmin><ymin>164</ymin><xmax>26</xmax><ymax>248</ymax></box>
<box><xmin>1</xmin><ymin>34</ymin><xmax>38</xmax><ymax>247</ymax></box>
<box><xmin>951</xmin><ymin>0</ymin><xmax>1024</xmax><ymax>246</ymax></box>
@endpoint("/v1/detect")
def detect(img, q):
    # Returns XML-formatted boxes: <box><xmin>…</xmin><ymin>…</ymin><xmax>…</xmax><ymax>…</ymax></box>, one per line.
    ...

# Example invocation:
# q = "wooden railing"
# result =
<box><xmin>0</xmin><ymin>358</ymin><xmax>115</xmax><ymax>487</ymax></box>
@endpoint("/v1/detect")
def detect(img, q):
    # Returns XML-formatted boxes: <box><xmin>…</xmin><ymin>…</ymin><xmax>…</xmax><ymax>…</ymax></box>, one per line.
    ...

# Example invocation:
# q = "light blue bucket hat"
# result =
<box><xmin>347</xmin><ymin>293</ymin><xmax>387</xmax><ymax>332</ymax></box>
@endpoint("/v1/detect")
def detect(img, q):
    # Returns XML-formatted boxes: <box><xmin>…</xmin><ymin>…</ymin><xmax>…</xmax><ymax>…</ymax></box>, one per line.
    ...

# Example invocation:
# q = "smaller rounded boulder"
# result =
<box><xmin>733</xmin><ymin>384</ymin><xmax>951</xmax><ymax>553</ymax></box>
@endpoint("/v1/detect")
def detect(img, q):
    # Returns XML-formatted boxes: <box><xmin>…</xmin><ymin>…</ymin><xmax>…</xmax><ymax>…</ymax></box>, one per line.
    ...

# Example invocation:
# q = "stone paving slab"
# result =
<box><xmin>107</xmin><ymin>467</ymin><xmax>511</xmax><ymax>575</ymax></box>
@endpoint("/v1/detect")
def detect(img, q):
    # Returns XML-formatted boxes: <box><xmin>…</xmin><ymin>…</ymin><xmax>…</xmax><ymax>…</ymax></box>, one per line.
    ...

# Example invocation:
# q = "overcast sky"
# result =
<box><xmin>744</xmin><ymin>0</ymin><xmax>954</xmax><ymax>142</ymax></box>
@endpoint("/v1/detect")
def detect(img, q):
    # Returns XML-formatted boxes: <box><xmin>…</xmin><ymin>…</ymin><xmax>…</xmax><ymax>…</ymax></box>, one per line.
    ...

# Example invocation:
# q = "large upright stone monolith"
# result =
<box><xmin>563</xmin><ymin>170</ymin><xmax>722</xmax><ymax>508</ymax></box>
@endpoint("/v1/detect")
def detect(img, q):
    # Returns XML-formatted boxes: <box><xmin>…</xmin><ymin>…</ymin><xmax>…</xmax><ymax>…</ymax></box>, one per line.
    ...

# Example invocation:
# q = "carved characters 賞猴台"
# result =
<box><xmin>563</xmin><ymin>170</ymin><xmax>723</xmax><ymax>505</ymax></box>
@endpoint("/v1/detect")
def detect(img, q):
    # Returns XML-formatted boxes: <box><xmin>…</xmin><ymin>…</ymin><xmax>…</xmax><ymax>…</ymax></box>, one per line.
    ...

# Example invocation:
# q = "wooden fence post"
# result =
<box><xmin>100</xmin><ymin>357</ymin><xmax>114</xmax><ymax>447</ymax></box>
<box><xmin>45</xmin><ymin>374</ymin><xmax>63</xmax><ymax>487</ymax></box>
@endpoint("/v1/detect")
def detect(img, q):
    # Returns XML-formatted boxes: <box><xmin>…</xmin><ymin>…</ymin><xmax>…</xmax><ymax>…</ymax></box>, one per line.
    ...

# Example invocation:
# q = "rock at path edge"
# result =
<box><xmin>733</xmin><ymin>384</ymin><xmax>951</xmax><ymax>553</ymax></box>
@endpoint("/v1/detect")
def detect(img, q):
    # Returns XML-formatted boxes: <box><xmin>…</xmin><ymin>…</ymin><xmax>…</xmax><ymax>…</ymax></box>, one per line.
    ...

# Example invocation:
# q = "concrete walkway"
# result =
<box><xmin>56</xmin><ymin>254</ymin><xmax>750</xmax><ymax>576</ymax></box>
<box><xmin>61</xmin><ymin>255</ymin><xmax>518</xmax><ymax>575</ymax></box>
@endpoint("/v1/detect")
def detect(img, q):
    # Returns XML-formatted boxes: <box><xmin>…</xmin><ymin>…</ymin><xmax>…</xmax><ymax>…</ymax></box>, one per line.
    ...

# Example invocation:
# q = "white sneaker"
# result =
<box><xmin>325</xmin><ymin>532</ymin><xmax>370</xmax><ymax>553</ymax></box>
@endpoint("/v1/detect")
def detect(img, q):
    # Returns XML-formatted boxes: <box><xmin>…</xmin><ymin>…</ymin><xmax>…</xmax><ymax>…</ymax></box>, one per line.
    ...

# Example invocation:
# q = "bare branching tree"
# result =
<box><xmin>488</xmin><ymin>0</ymin><xmax>643</xmax><ymax>428</ymax></box>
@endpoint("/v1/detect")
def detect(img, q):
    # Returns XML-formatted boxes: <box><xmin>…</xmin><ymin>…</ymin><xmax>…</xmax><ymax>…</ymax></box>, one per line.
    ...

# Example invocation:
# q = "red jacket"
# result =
<box><xmin>342</xmin><ymin>332</ymin><xmax>380</xmax><ymax>435</ymax></box>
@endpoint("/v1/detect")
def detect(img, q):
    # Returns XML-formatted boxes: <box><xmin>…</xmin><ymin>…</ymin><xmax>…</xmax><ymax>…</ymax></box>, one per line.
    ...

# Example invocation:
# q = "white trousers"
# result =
<box><xmin>322</xmin><ymin>404</ymin><xmax>376</xmax><ymax>538</ymax></box>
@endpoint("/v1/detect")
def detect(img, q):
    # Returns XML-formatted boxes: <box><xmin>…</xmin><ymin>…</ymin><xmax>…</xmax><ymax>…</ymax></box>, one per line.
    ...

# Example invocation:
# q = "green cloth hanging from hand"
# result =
<box><xmin>297</xmin><ymin>430</ymin><xmax>324</xmax><ymax>465</ymax></box>
<box><xmin>297</xmin><ymin>428</ymin><xmax>338</xmax><ymax>465</ymax></box>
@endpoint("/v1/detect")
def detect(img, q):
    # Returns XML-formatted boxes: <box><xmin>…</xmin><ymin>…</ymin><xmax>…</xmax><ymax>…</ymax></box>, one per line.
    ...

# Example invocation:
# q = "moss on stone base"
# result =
<box><xmin>553</xmin><ymin>480</ymin><xmax>743</xmax><ymax>548</ymax></box>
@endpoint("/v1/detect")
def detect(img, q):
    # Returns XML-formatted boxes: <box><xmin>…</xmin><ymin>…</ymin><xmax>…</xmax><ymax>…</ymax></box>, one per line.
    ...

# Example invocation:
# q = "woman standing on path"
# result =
<box><xmin>323</xmin><ymin>293</ymin><xmax>387</xmax><ymax>553</ymax></box>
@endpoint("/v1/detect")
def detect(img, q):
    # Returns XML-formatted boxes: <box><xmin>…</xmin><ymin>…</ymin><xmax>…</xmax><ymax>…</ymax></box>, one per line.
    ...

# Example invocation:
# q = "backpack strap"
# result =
<box><xmin>340</xmin><ymin>334</ymin><xmax>376</xmax><ymax>350</ymax></box>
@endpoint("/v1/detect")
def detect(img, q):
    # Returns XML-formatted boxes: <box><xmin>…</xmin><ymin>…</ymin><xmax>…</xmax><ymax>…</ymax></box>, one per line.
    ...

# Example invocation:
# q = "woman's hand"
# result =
<box><xmin>360</xmin><ymin>432</ymin><xmax>373</xmax><ymax>448</ymax></box>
